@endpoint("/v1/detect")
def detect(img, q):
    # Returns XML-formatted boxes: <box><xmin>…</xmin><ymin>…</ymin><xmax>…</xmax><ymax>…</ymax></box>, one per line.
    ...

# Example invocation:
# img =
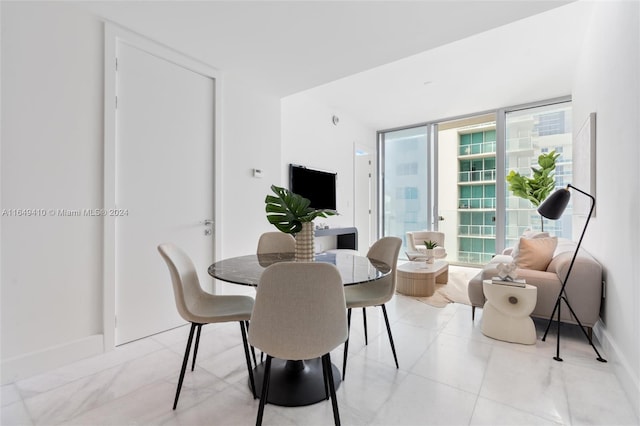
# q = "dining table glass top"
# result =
<box><xmin>207</xmin><ymin>250</ymin><xmax>390</xmax><ymax>286</ymax></box>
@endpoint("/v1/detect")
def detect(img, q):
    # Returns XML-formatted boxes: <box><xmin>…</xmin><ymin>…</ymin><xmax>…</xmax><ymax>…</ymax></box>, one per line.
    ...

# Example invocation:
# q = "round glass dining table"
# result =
<box><xmin>208</xmin><ymin>250</ymin><xmax>391</xmax><ymax>407</ymax></box>
<box><xmin>208</xmin><ymin>250</ymin><xmax>390</xmax><ymax>287</ymax></box>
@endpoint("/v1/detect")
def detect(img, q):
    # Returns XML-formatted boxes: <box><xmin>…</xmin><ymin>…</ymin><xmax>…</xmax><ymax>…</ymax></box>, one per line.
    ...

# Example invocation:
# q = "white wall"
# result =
<box><xmin>0</xmin><ymin>2</ymin><xmax>283</xmax><ymax>382</ymax></box>
<box><xmin>1</xmin><ymin>2</ymin><xmax>105</xmax><ymax>382</ymax></box>
<box><xmin>281</xmin><ymin>92</ymin><xmax>377</xmax><ymax>248</ymax></box>
<box><xmin>219</xmin><ymin>75</ymin><xmax>282</xmax><ymax>258</ymax></box>
<box><xmin>572</xmin><ymin>0</ymin><xmax>640</xmax><ymax>416</ymax></box>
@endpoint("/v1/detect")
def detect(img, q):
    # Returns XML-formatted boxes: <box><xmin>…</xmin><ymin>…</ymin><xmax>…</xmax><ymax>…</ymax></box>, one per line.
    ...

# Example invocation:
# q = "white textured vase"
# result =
<box><xmin>295</xmin><ymin>222</ymin><xmax>315</xmax><ymax>262</ymax></box>
<box><xmin>425</xmin><ymin>248</ymin><xmax>435</xmax><ymax>264</ymax></box>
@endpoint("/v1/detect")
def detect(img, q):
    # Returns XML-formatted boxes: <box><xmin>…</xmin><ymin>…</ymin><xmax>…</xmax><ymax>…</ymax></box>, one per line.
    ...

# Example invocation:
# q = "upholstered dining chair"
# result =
<box><xmin>255</xmin><ymin>231</ymin><xmax>296</xmax><ymax>362</ymax></box>
<box><xmin>157</xmin><ymin>243</ymin><xmax>257</xmax><ymax>409</ymax></box>
<box><xmin>256</xmin><ymin>231</ymin><xmax>296</xmax><ymax>254</ymax></box>
<box><xmin>249</xmin><ymin>262</ymin><xmax>348</xmax><ymax>426</ymax></box>
<box><xmin>342</xmin><ymin>236</ymin><xmax>402</xmax><ymax>379</ymax></box>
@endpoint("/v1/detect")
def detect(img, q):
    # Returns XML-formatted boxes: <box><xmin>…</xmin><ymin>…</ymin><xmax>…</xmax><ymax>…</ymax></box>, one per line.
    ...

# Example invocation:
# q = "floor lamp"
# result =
<box><xmin>536</xmin><ymin>184</ymin><xmax>607</xmax><ymax>363</ymax></box>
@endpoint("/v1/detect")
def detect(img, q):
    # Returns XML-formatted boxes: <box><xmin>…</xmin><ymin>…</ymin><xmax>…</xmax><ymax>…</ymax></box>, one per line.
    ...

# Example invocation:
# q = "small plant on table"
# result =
<box><xmin>423</xmin><ymin>240</ymin><xmax>439</xmax><ymax>249</ymax></box>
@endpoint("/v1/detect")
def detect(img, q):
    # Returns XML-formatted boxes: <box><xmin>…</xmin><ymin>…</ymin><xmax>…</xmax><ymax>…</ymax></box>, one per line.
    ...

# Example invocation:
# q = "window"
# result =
<box><xmin>379</xmin><ymin>99</ymin><xmax>572</xmax><ymax>265</ymax></box>
<box><xmin>505</xmin><ymin>102</ymin><xmax>573</xmax><ymax>247</ymax></box>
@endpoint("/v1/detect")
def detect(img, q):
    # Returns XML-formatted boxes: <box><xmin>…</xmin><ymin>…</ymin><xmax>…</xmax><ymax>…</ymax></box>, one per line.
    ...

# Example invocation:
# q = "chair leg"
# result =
<box><xmin>256</xmin><ymin>355</ymin><xmax>272</xmax><ymax>426</ymax></box>
<box><xmin>472</xmin><ymin>306</ymin><xmax>476</xmax><ymax>321</ymax></box>
<box><xmin>245</xmin><ymin>321</ymin><xmax>258</xmax><ymax>367</ymax></box>
<box><xmin>323</xmin><ymin>353</ymin><xmax>341</xmax><ymax>426</ymax></box>
<box><xmin>323</xmin><ymin>358</ymin><xmax>330</xmax><ymax>400</ymax></box>
<box><xmin>240</xmin><ymin>321</ymin><xmax>257</xmax><ymax>399</ymax></box>
<box><xmin>174</xmin><ymin>322</ymin><xmax>197</xmax><ymax>410</ymax></box>
<box><xmin>191</xmin><ymin>324</ymin><xmax>203</xmax><ymax>371</ymax></box>
<box><xmin>342</xmin><ymin>308</ymin><xmax>352</xmax><ymax>380</ymax></box>
<box><xmin>381</xmin><ymin>304</ymin><xmax>399</xmax><ymax>369</ymax></box>
<box><xmin>362</xmin><ymin>307</ymin><xmax>368</xmax><ymax>345</ymax></box>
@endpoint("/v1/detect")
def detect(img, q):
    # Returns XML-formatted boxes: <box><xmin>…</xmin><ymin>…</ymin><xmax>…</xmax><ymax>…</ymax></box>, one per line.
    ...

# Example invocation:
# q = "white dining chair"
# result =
<box><xmin>249</xmin><ymin>261</ymin><xmax>348</xmax><ymax>426</ymax></box>
<box><xmin>255</xmin><ymin>231</ymin><xmax>296</xmax><ymax>362</ymax></box>
<box><xmin>256</xmin><ymin>231</ymin><xmax>296</xmax><ymax>254</ymax></box>
<box><xmin>157</xmin><ymin>243</ymin><xmax>257</xmax><ymax>409</ymax></box>
<box><xmin>342</xmin><ymin>236</ymin><xmax>402</xmax><ymax>379</ymax></box>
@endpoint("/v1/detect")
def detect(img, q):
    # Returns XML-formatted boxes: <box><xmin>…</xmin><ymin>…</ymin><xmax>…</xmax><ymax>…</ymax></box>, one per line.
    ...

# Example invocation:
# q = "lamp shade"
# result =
<box><xmin>537</xmin><ymin>187</ymin><xmax>571</xmax><ymax>220</ymax></box>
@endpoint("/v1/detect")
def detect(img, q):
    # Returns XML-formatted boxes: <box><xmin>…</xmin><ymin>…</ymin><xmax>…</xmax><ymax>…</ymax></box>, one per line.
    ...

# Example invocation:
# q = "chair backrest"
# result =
<box><xmin>256</xmin><ymin>232</ymin><xmax>296</xmax><ymax>254</ymax></box>
<box><xmin>406</xmin><ymin>231</ymin><xmax>445</xmax><ymax>251</ymax></box>
<box><xmin>248</xmin><ymin>262</ymin><xmax>348</xmax><ymax>361</ymax></box>
<box><xmin>157</xmin><ymin>243</ymin><xmax>206</xmax><ymax>323</ymax></box>
<box><xmin>367</xmin><ymin>236</ymin><xmax>402</xmax><ymax>301</ymax></box>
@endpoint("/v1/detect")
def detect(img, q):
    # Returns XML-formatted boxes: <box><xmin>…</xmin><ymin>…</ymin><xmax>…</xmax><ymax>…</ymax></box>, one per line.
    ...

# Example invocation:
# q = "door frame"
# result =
<box><xmin>103</xmin><ymin>23</ymin><xmax>223</xmax><ymax>350</ymax></box>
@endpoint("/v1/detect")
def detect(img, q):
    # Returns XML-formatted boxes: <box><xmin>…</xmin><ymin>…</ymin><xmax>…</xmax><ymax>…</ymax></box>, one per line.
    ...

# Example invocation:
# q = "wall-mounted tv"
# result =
<box><xmin>289</xmin><ymin>164</ymin><xmax>337</xmax><ymax>211</ymax></box>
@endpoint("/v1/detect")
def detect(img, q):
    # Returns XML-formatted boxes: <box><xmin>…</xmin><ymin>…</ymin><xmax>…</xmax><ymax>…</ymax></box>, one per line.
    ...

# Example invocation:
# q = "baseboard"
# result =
<box><xmin>1</xmin><ymin>334</ymin><xmax>104</xmax><ymax>385</ymax></box>
<box><xmin>594</xmin><ymin>323</ymin><xmax>640</xmax><ymax>419</ymax></box>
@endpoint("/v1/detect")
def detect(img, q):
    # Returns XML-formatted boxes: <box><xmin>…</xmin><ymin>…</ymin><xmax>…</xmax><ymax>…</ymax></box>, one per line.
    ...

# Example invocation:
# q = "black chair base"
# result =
<box><xmin>342</xmin><ymin>304</ymin><xmax>399</xmax><ymax>380</ymax></box>
<box><xmin>173</xmin><ymin>321</ymin><xmax>256</xmax><ymax>410</ymax></box>
<box><xmin>256</xmin><ymin>354</ymin><xmax>341</xmax><ymax>426</ymax></box>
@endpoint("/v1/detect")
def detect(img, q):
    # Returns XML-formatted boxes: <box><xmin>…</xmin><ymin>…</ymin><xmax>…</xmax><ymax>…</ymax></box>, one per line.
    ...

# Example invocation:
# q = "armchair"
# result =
<box><xmin>406</xmin><ymin>231</ymin><xmax>447</xmax><ymax>259</ymax></box>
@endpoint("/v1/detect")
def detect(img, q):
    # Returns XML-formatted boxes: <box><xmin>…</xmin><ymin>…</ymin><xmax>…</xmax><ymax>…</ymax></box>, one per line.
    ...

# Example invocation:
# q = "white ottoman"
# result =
<box><xmin>481</xmin><ymin>280</ymin><xmax>537</xmax><ymax>345</ymax></box>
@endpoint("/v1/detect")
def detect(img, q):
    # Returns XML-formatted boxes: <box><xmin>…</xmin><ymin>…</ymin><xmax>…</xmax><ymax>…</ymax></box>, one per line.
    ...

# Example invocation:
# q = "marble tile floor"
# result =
<box><xmin>2</xmin><ymin>266</ymin><xmax>638</xmax><ymax>426</ymax></box>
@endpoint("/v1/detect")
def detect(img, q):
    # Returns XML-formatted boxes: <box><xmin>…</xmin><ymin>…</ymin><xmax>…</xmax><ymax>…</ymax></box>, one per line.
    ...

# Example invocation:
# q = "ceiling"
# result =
<box><xmin>77</xmin><ymin>0</ymin><xmax>584</xmax><ymax>130</ymax></box>
<box><xmin>302</xmin><ymin>0</ymin><xmax>590</xmax><ymax>130</ymax></box>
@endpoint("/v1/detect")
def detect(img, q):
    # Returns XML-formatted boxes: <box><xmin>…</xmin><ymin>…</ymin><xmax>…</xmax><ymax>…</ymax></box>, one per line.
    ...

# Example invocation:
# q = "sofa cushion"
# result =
<box><xmin>513</xmin><ymin>236</ymin><xmax>557</xmax><ymax>271</ymax></box>
<box><xmin>510</xmin><ymin>230</ymin><xmax>550</xmax><ymax>259</ymax></box>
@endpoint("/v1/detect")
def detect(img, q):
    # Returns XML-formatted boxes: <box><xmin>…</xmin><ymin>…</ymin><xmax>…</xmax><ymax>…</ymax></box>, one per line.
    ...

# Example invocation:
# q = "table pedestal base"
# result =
<box><xmin>251</xmin><ymin>358</ymin><xmax>341</xmax><ymax>406</ymax></box>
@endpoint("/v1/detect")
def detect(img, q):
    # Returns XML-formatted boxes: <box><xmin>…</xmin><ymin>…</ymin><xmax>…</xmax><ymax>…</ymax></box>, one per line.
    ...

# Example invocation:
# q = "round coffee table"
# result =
<box><xmin>396</xmin><ymin>260</ymin><xmax>449</xmax><ymax>297</ymax></box>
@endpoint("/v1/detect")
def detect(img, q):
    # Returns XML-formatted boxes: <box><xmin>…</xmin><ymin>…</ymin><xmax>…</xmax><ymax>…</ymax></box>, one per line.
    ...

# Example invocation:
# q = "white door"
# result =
<box><xmin>115</xmin><ymin>41</ymin><xmax>215</xmax><ymax>345</ymax></box>
<box><xmin>354</xmin><ymin>146</ymin><xmax>373</xmax><ymax>252</ymax></box>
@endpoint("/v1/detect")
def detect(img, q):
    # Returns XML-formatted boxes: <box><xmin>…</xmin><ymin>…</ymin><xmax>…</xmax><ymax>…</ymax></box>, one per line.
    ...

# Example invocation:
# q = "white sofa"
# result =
<box><xmin>467</xmin><ymin>238</ymin><xmax>604</xmax><ymax>331</ymax></box>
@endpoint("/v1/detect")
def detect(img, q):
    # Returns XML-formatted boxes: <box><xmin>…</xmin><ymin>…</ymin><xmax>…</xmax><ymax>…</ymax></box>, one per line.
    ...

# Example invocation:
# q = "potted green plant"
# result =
<box><xmin>506</xmin><ymin>150</ymin><xmax>560</xmax><ymax>231</ymax></box>
<box><xmin>423</xmin><ymin>240</ymin><xmax>439</xmax><ymax>264</ymax></box>
<box><xmin>265</xmin><ymin>185</ymin><xmax>337</xmax><ymax>261</ymax></box>
<box><xmin>423</xmin><ymin>240</ymin><xmax>439</xmax><ymax>249</ymax></box>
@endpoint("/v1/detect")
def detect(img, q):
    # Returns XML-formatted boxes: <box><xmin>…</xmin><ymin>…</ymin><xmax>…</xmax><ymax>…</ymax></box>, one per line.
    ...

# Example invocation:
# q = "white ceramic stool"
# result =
<box><xmin>481</xmin><ymin>280</ymin><xmax>537</xmax><ymax>345</ymax></box>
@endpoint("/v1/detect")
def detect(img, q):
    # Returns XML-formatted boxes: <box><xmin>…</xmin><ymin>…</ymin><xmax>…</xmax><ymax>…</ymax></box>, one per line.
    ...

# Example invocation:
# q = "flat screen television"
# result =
<box><xmin>289</xmin><ymin>164</ymin><xmax>337</xmax><ymax>211</ymax></box>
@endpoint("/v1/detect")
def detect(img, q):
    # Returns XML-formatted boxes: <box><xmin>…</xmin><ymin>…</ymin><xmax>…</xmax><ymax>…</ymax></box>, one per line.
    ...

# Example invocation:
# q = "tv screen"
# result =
<box><xmin>289</xmin><ymin>164</ymin><xmax>337</xmax><ymax>211</ymax></box>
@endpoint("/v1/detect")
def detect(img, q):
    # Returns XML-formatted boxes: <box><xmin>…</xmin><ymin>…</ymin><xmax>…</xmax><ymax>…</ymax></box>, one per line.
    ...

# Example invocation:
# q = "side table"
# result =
<box><xmin>481</xmin><ymin>280</ymin><xmax>537</xmax><ymax>345</ymax></box>
<box><xmin>396</xmin><ymin>260</ymin><xmax>449</xmax><ymax>297</ymax></box>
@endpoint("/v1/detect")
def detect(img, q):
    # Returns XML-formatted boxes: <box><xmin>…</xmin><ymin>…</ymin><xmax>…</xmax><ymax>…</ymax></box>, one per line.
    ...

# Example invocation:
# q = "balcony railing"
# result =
<box><xmin>458</xmin><ymin>197</ymin><xmax>496</xmax><ymax>209</ymax></box>
<box><xmin>458</xmin><ymin>141</ymin><xmax>496</xmax><ymax>156</ymax></box>
<box><xmin>458</xmin><ymin>224</ymin><xmax>496</xmax><ymax>237</ymax></box>
<box><xmin>458</xmin><ymin>169</ymin><xmax>496</xmax><ymax>183</ymax></box>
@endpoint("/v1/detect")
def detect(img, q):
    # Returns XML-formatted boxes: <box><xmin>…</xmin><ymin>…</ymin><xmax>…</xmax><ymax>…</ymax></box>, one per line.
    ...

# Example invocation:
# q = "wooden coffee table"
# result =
<box><xmin>396</xmin><ymin>260</ymin><xmax>449</xmax><ymax>297</ymax></box>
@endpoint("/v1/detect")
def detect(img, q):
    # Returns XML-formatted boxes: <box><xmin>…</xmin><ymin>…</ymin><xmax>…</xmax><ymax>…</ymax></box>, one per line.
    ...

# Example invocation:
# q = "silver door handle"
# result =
<box><xmin>202</xmin><ymin>219</ymin><xmax>213</xmax><ymax>226</ymax></box>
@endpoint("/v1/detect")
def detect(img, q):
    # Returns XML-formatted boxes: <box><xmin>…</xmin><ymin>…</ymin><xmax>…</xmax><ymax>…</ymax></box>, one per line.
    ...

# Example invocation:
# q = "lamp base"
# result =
<box><xmin>542</xmin><ymin>294</ymin><xmax>607</xmax><ymax>363</ymax></box>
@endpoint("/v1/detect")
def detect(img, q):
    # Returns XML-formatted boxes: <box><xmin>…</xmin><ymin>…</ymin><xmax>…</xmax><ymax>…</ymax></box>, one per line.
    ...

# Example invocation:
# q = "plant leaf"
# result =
<box><xmin>506</xmin><ymin>150</ymin><xmax>559</xmax><ymax>208</ymax></box>
<box><xmin>265</xmin><ymin>185</ymin><xmax>337</xmax><ymax>234</ymax></box>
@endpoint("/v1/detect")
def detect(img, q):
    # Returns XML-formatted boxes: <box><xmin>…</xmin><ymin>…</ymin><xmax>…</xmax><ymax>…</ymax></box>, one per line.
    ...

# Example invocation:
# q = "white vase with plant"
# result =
<box><xmin>265</xmin><ymin>185</ymin><xmax>337</xmax><ymax>261</ymax></box>
<box><xmin>423</xmin><ymin>240</ymin><xmax>439</xmax><ymax>264</ymax></box>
